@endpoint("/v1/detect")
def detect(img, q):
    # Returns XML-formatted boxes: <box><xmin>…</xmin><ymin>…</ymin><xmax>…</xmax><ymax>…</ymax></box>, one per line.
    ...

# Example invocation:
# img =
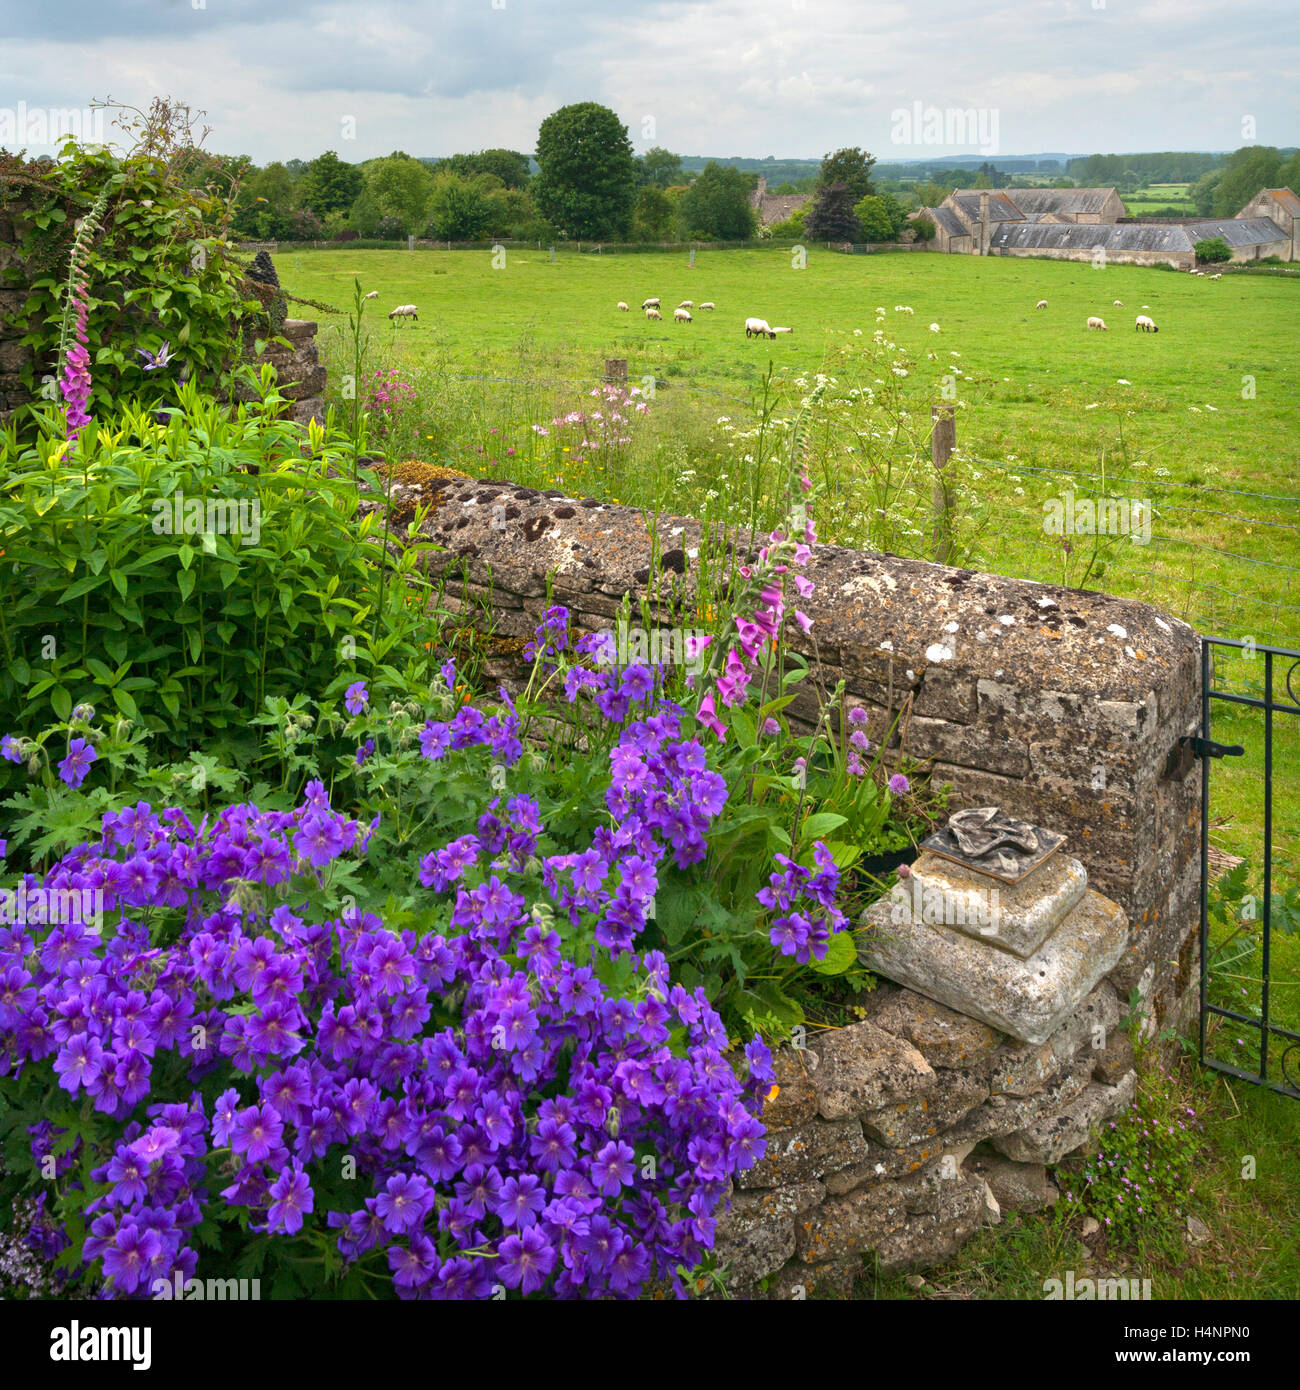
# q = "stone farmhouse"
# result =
<box><xmin>749</xmin><ymin>175</ymin><xmax>812</xmax><ymax>227</ymax></box>
<box><xmin>916</xmin><ymin>186</ymin><xmax>1298</xmax><ymax>268</ymax></box>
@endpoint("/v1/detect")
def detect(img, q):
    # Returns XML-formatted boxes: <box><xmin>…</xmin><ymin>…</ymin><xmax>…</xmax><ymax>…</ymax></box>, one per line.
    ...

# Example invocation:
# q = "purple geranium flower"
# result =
<box><xmin>58</xmin><ymin>737</ymin><xmax>97</xmax><ymax>788</ymax></box>
<box><xmin>344</xmin><ymin>680</ymin><xmax>369</xmax><ymax>716</ymax></box>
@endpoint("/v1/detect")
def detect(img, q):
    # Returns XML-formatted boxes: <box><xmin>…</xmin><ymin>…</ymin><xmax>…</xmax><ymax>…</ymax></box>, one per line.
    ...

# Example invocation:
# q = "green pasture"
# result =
<box><xmin>277</xmin><ymin>246</ymin><xmax>1299</xmax><ymax>882</ymax></box>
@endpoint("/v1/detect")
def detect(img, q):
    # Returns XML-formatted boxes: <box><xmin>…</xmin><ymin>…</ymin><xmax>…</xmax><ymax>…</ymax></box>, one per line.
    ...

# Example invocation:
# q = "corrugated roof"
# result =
<box><xmin>990</xmin><ymin>223</ymin><xmax>1195</xmax><ymax>253</ymax></box>
<box><xmin>992</xmin><ymin>187</ymin><xmax>1120</xmax><ymax>216</ymax></box>
<box><xmin>1182</xmin><ymin>217</ymin><xmax>1289</xmax><ymax>247</ymax></box>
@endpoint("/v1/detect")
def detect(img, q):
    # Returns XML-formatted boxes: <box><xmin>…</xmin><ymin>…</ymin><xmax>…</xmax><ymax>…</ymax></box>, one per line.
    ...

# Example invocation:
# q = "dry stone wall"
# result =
<box><xmin>363</xmin><ymin>465</ymin><xmax>1200</xmax><ymax>1291</ymax></box>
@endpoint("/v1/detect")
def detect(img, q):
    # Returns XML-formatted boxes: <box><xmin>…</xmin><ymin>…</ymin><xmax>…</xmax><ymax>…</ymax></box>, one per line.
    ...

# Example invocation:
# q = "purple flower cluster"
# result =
<box><xmin>0</xmin><ymin>757</ymin><xmax>772</xmax><ymax>1298</ymax></box>
<box><xmin>756</xmin><ymin>843</ymin><xmax>847</xmax><ymax>963</ymax></box>
<box><xmin>60</xmin><ymin>289</ymin><xmax>93</xmax><ymax>443</ymax></box>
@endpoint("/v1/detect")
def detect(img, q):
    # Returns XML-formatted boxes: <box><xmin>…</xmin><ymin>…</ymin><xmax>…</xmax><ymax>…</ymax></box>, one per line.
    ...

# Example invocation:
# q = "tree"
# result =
<box><xmin>818</xmin><ymin>148</ymin><xmax>876</xmax><ymax>203</ymax></box>
<box><xmin>437</xmin><ymin>149</ymin><xmax>532</xmax><ymax>189</ymax></box>
<box><xmin>1212</xmin><ymin>146</ymin><xmax>1283</xmax><ymax>216</ymax></box>
<box><xmin>854</xmin><ymin>193</ymin><xmax>906</xmax><ymax>241</ymax></box>
<box><xmin>805</xmin><ymin>182</ymin><xmax>861</xmax><ymax>242</ymax></box>
<box><xmin>766</xmin><ymin>205</ymin><xmax>807</xmax><ymax>239</ymax></box>
<box><xmin>425</xmin><ymin>172</ymin><xmax>493</xmax><ymax>240</ymax></box>
<box><xmin>534</xmin><ymin>103</ymin><xmax>636</xmax><ymax>239</ymax></box>
<box><xmin>356</xmin><ymin>153</ymin><xmax>435</xmax><ymax>234</ymax></box>
<box><xmin>819</xmin><ymin>147</ymin><xmax>876</xmax><ymax>202</ymax></box>
<box><xmin>636</xmin><ymin>147</ymin><xmax>683</xmax><ymax>189</ymax></box>
<box><xmin>632</xmin><ymin>185</ymin><xmax>675</xmax><ymax>240</ymax></box>
<box><xmin>1190</xmin><ymin>170</ymin><xmax>1222</xmax><ymax>216</ymax></box>
<box><xmin>678</xmin><ymin>162</ymin><xmax>755</xmax><ymax>240</ymax></box>
<box><xmin>300</xmin><ymin>151</ymin><xmax>364</xmax><ymax>216</ymax></box>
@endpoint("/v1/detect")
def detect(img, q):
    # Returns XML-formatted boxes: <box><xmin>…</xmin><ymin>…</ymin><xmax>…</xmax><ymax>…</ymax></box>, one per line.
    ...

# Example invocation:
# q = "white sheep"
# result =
<box><xmin>678</xmin><ymin>300</ymin><xmax>694</xmax><ymax>309</ymax></box>
<box><xmin>1035</xmin><ymin>300</ymin><xmax>1048</xmax><ymax>309</ymax></box>
<box><xmin>1087</xmin><ymin>316</ymin><xmax>1108</xmax><ymax>331</ymax></box>
<box><xmin>1113</xmin><ymin>300</ymin><xmax>1123</xmax><ymax>308</ymax></box>
<box><xmin>617</xmin><ymin>301</ymin><xmax>629</xmax><ymax>311</ymax></box>
<box><xmin>698</xmin><ymin>301</ymin><xmax>716</xmax><ymax>311</ymax></box>
<box><xmin>645</xmin><ymin>307</ymin><xmax>662</xmax><ymax>321</ymax></box>
<box><xmin>1135</xmin><ymin>315</ymin><xmax>1158</xmax><ymax>333</ymax></box>
<box><xmin>673</xmin><ymin>307</ymin><xmax>693</xmax><ymax>323</ymax></box>
<box><xmin>363</xmin><ymin>291</ymin><xmax>379</xmax><ymax>301</ymax></box>
<box><xmin>771</xmin><ymin>326</ymin><xmax>793</xmax><ymax>334</ymax></box>
<box><xmin>1210</xmin><ymin>272</ymin><xmax>1223</xmax><ymax>280</ymax></box>
<box><xmin>388</xmin><ymin>304</ymin><xmax>418</xmax><ymax>322</ymax></box>
<box><xmin>745</xmin><ymin>317</ymin><xmax>775</xmax><ymax>339</ymax></box>
<box><xmin>641</xmin><ymin>297</ymin><xmax>660</xmax><ymax>309</ymax></box>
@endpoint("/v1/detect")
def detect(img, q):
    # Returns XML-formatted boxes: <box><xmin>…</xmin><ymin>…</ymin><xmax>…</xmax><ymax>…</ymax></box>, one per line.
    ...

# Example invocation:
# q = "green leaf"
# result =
<box><xmin>799</xmin><ymin>812</ymin><xmax>848</xmax><ymax>841</ymax></box>
<box><xmin>809</xmin><ymin>929</ymin><xmax>858</xmax><ymax>976</ymax></box>
<box><xmin>50</xmin><ymin>684</ymin><xmax>72</xmax><ymax>720</ymax></box>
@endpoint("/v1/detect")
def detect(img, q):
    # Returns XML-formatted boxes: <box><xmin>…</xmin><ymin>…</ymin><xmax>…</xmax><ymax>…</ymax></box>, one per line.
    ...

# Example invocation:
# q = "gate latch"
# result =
<box><xmin>1164</xmin><ymin>734</ymin><xmax>1245</xmax><ymax>783</ymax></box>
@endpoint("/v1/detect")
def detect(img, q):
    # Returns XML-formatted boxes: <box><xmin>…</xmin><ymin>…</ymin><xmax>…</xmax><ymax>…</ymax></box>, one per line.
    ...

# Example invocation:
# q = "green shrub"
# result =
<box><xmin>0</xmin><ymin>382</ymin><xmax>445</xmax><ymax>757</ymax></box>
<box><xmin>1193</xmin><ymin>236</ymin><xmax>1232</xmax><ymax>263</ymax></box>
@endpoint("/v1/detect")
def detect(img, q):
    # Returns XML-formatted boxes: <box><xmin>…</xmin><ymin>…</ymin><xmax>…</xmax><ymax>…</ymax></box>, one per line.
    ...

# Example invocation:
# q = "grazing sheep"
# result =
<box><xmin>641</xmin><ymin>297</ymin><xmax>660</xmax><ymax>309</ymax></box>
<box><xmin>1210</xmin><ymin>272</ymin><xmax>1223</xmax><ymax>280</ymax></box>
<box><xmin>1113</xmin><ymin>300</ymin><xmax>1123</xmax><ymax>308</ymax></box>
<box><xmin>388</xmin><ymin>304</ymin><xmax>418</xmax><ymax>322</ymax></box>
<box><xmin>745</xmin><ymin>316</ymin><xmax>775</xmax><ymax>339</ymax></box>
<box><xmin>1035</xmin><ymin>300</ymin><xmax>1048</xmax><ymax>309</ymax></box>
<box><xmin>645</xmin><ymin>307</ymin><xmax>662</xmax><ymax>320</ymax></box>
<box><xmin>674</xmin><ymin>307</ymin><xmax>693</xmax><ymax>323</ymax></box>
<box><xmin>771</xmin><ymin>326</ymin><xmax>793</xmax><ymax>334</ymax></box>
<box><xmin>1135</xmin><ymin>315</ymin><xmax>1158</xmax><ymax>333</ymax></box>
<box><xmin>617</xmin><ymin>301</ymin><xmax>629</xmax><ymax>311</ymax></box>
<box><xmin>699</xmin><ymin>301</ymin><xmax>716</xmax><ymax>310</ymax></box>
<box><xmin>363</xmin><ymin>291</ymin><xmax>379</xmax><ymax>301</ymax></box>
<box><xmin>678</xmin><ymin>300</ymin><xmax>694</xmax><ymax>309</ymax></box>
<box><xmin>1141</xmin><ymin>304</ymin><xmax>1150</xmax><ymax>309</ymax></box>
<box><xmin>1087</xmin><ymin>316</ymin><xmax>1108</xmax><ymax>331</ymax></box>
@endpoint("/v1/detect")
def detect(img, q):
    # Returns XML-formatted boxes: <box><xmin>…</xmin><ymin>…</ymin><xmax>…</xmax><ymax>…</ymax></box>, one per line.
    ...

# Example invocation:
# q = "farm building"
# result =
<box><xmin>916</xmin><ymin>185</ymin><xmax>1298</xmax><ymax>266</ymax></box>
<box><xmin>749</xmin><ymin>176</ymin><xmax>811</xmax><ymax>227</ymax></box>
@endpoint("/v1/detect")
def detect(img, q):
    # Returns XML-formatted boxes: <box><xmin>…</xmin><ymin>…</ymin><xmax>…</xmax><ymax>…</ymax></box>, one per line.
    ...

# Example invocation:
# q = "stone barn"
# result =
<box><xmin>749</xmin><ymin>176</ymin><xmax>812</xmax><ymax>228</ymax></box>
<box><xmin>1235</xmin><ymin>188</ymin><xmax>1300</xmax><ymax>259</ymax></box>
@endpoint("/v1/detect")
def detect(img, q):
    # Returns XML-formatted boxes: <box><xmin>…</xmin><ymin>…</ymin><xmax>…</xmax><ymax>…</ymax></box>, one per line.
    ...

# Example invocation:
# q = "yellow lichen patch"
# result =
<box><xmin>378</xmin><ymin>459</ymin><xmax>472</xmax><ymax>487</ymax></box>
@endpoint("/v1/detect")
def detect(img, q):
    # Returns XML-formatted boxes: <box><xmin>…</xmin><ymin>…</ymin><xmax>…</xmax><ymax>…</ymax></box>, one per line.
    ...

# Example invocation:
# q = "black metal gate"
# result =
<box><xmin>1196</xmin><ymin>635</ymin><xmax>1300</xmax><ymax>1099</ymax></box>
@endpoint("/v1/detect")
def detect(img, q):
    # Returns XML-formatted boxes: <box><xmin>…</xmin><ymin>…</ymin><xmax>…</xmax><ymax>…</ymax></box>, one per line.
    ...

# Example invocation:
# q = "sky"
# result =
<box><xmin>1</xmin><ymin>0</ymin><xmax>1296</xmax><ymax>165</ymax></box>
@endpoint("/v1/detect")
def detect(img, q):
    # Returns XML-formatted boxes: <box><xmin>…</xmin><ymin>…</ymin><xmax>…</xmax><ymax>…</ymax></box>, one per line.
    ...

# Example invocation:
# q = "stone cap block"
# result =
<box><xmin>859</xmin><ymin>890</ymin><xmax>1129</xmax><ymax>1045</ymax></box>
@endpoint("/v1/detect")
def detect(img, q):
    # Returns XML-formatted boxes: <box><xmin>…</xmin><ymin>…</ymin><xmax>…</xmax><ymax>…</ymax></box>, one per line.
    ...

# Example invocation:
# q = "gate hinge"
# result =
<box><xmin>1164</xmin><ymin>734</ymin><xmax>1245</xmax><ymax>782</ymax></box>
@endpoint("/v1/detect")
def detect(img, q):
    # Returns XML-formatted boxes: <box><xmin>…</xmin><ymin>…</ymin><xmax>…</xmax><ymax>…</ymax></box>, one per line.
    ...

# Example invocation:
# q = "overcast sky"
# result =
<box><xmin>2</xmin><ymin>0</ymin><xmax>1296</xmax><ymax>164</ymax></box>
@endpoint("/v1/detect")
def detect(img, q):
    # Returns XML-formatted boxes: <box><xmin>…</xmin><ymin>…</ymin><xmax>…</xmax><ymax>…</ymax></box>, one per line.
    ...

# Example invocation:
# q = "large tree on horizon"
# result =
<box><xmin>534</xmin><ymin>102</ymin><xmax>636</xmax><ymax>240</ymax></box>
<box><xmin>818</xmin><ymin>147</ymin><xmax>876</xmax><ymax>204</ymax></box>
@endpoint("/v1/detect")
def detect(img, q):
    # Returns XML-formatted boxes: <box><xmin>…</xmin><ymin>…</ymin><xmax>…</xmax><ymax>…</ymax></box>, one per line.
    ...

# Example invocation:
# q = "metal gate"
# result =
<box><xmin>1196</xmin><ymin>635</ymin><xmax>1300</xmax><ymax>1099</ymax></box>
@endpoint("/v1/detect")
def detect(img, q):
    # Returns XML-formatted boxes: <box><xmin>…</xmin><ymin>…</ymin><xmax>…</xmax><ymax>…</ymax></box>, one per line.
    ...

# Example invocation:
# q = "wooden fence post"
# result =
<box><xmin>930</xmin><ymin>403</ymin><xmax>957</xmax><ymax>565</ymax></box>
<box><xmin>604</xmin><ymin>359</ymin><xmax>628</xmax><ymax>389</ymax></box>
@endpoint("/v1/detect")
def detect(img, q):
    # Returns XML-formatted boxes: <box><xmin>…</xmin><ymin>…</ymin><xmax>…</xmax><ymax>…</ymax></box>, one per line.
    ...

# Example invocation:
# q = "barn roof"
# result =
<box><xmin>1259</xmin><ymin>188</ymin><xmax>1300</xmax><ymax>216</ymax></box>
<box><xmin>926</xmin><ymin>206</ymin><xmax>969</xmax><ymax>237</ymax></box>
<box><xmin>992</xmin><ymin>187</ymin><xmax>1121</xmax><ymax>216</ymax></box>
<box><xmin>748</xmin><ymin>191</ymin><xmax>811</xmax><ymax>226</ymax></box>
<box><xmin>949</xmin><ymin>192</ymin><xmax>1023</xmax><ymax>222</ymax></box>
<box><xmin>989</xmin><ymin>223</ymin><xmax>1195</xmax><ymax>253</ymax></box>
<box><xmin>1183</xmin><ymin>217</ymin><xmax>1289</xmax><ymax>247</ymax></box>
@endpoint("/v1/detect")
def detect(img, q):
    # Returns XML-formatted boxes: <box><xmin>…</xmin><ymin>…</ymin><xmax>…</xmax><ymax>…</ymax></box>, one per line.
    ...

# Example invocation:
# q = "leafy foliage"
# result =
<box><xmin>0</xmin><ymin>386</ymin><xmax>444</xmax><ymax>757</ymax></box>
<box><xmin>533</xmin><ymin>103</ymin><xmax>636</xmax><ymax>241</ymax></box>
<box><xmin>0</xmin><ymin>139</ymin><xmax>255</xmax><ymax>432</ymax></box>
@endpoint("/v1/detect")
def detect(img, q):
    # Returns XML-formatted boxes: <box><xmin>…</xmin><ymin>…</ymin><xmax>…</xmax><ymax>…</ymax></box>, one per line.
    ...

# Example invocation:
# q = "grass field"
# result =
<box><xmin>278</xmin><ymin>245</ymin><xmax>1299</xmax><ymax>885</ymax></box>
